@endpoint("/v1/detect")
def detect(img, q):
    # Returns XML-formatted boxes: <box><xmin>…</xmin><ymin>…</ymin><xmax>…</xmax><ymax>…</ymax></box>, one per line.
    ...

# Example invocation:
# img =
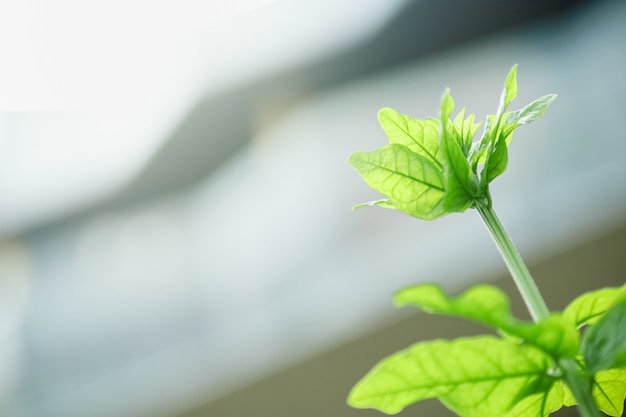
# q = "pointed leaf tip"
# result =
<box><xmin>440</xmin><ymin>89</ymin><xmax>455</xmax><ymax>122</ymax></box>
<box><xmin>503</xmin><ymin>64</ymin><xmax>519</xmax><ymax>109</ymax></box>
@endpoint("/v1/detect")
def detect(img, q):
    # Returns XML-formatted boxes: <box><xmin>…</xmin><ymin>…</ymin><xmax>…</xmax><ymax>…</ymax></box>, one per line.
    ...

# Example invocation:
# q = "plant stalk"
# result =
<box><xmin>475</xmin><ymin>202</ymin><xmax>600</xmax><ymax>417</ymax></box>
<box><xmin>475</xmin><ymin>203</ymin><xmax>549</xmax><ymax>321</ymax></box>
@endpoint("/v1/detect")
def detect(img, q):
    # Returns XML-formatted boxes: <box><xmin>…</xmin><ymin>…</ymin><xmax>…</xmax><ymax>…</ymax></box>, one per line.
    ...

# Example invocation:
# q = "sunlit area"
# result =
<box><xmin>1</xmin><ymin>0</ymin><xmax>625</xmax><ymax>416</ymax></box>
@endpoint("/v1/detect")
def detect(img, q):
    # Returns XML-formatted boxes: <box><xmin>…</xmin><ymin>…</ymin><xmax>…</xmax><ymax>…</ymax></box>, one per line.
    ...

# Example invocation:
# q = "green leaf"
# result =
<box><xmin>592</xmin><ymin>368</ymin><xmax>626</xmax><ymax>416</ymax></box>
<box><xmin>470</xmin><ymin>91</ymin><xmax>556</xmax><ymax>170</ymax></box>
<box><xmin>582</xmin><ymin>295</ymin><xmax>626</xmax><ymax>373</ymax></box>
<box><xmin>377</xmin><ymin>108</ymin><xmax>442</xmax><ymax>170</ymax></box>
<box><xmin>440</xmin><ymin>136</ymin><xmax>474</xmax><ymax>212</ymax></box>
<box><xmin>469</xmin><ymin>114</ymin><xmax>500</xmax><ymax>168</ymax></box>
<box><xmin>453</xmin><ymin>108</ymin><xmax>468</xmax><ymax>152</ymax></box>
<box><xmin>563</xmin><ymin>284</ymin><xmax>626</xmax><ymax>328</ymax></box>
<box><xmin>499</xmin><ymin>64</ymin><xmax>518</xmax><ymax>112</ymax></box>
<box><xmin>453</xmin><ymin>108</ymin><xmax>481</xmax><ymax>156</ymax></box>
<box><xmin>348</xmin><ymin>144</ymin><xmax>446</xmax><ymax>220</ymax></box>
<box><xmin>481</xmin><ymin>134</ymin><xmax>509</xmax><ymax>184</ymax></box>
<box><xmin>505</xmin><ymin>94</ymin><xmax>557</xmax><ymax>126</ymax></box>
<box><xmin>348</xmin><ymin>336</ymin><xmax>554</xmax><ymax>417</ymax></box>
<box><xmin>440</xmin><ymin>89</ymin><xmax>455</xmax><ymax>122</ymax></box>
<box><xmin>394</xmin><ymin>284</ymin><xmax>579</xmax><ymax>358</ymax></box>
<box><xmin>473</xmin><ymin>116</ymin><xmax>513</xmax><ymax>182</ymax></box>
<box><xmin>499</xmin><ymin>121</ymin><xmax>519</xmax><ymax>139</ymax></box>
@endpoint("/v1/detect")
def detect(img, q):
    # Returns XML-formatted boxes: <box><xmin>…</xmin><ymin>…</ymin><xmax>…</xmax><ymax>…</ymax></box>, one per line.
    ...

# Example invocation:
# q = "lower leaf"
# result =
<box><xmin>394</xmin><ymin>284</ymin><xmax>579</xmax><ymax>358</ymax></box>
<box><xmin>348</xmin><ymin>336</ymin><xmax>554</xmax><ymax>417</ymax></box>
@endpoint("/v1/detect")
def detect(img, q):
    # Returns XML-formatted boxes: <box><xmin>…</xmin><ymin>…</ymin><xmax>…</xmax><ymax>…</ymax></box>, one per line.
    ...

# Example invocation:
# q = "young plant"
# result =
<box><xmin>347</xmin><ymin>65</ymin><xmax>626</xmax><ymax>417</ymax></box>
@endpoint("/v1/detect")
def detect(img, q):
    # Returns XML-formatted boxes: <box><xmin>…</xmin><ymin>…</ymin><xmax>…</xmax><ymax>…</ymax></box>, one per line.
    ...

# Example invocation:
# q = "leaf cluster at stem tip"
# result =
<box><xmin>348</xmin><ymin>64</ymin><xmax>557</xmax><ymax>219</ymax></box>
<box><xmin>348</xmin><ymin>284</ymin><xmax>626</xmax><ymax>417</ymax></box>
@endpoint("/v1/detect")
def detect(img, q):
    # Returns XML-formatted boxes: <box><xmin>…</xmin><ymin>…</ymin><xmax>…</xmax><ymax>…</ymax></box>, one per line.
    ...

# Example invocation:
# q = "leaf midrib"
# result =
<box><xmin>359</xmin><ymin>160</ymin><xmax>445</xmax><ymax>192</ymax></box>
<box><xmin>384</xmin><ymin>116</ymin><xmax>443</xmax><ymax>171</ymax></box>
<box><xmin>356</xmin><ymin>370</ymin><xmax>544</xmax><ymax>400</ymax></box>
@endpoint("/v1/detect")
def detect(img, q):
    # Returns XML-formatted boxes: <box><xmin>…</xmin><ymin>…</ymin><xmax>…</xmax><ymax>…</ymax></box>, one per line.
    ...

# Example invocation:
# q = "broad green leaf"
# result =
<box><xmin>500</xmin><ymin>64</ymin><xmax>518</xmax><ymax>112</ymax></box>
<box><xmin>378</xmin><ymin>108</ymin><xmax>442</xmax><ymax>170</ymax></box>
<box><xmin>395</xmin><ymin>284</ymin><xmax>579</xmax><ymax>358</ymax></box>
<box><xmin>348</xmin><ymin>336</ymin><xmax>554</xmax><ymax>417</ymax></box>
<box><xmin>582</xmin><ymin>295</ymin><xmax>626</xmax><ymax>373</ymax></box>
<box><xmin>349</xmin><ymin>144</ymin><xmax>446</xmax><ymax>220</ymax></box>
<box><xmin>352</xmin><ymin>199</ymin><xmax>395</xmax><ymax>210</ymax></box>
<box><xmin>505</xmin><ymin>94</ymin><xmax>557</xmax><ymax>126</ymax></box>
<box><xmin>563</xmin><ymin>284</ymin><xmax>626</xmax><ymax>328</ymax></box>
<box><xmin>592</xmin><ymin>368</ymin><xmax>626</xmax><ymax>416</ymax></box>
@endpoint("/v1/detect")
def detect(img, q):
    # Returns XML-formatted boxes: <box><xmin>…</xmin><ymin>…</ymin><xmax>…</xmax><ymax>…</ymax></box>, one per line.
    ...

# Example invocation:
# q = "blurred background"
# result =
<box><xmin>1</xmin><ymin>0</ymin><xmax>625</xmax><ymax>416</ymax></box>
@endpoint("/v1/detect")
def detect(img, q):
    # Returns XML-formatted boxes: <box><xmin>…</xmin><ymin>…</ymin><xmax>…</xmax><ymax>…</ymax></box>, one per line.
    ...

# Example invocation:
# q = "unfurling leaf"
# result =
<box><xmin>348</xmin><ymin>336</ymin><xmax>554</xmax><ymax>417</ymax></box>
<box><xmin>349</xmin><ymin>144</ymin><xmax>446</xmax><ymax>220</ymax></box>
<box><xmin>352</xmin><ymin>65</ymin><xmax>556</xmax><ymax>218</ymax></box>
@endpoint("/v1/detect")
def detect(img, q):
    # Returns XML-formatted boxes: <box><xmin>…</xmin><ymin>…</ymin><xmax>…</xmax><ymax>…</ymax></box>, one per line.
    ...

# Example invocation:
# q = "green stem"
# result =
<box><xmin>475</xmin><ymin>203</ymin><xmax>549</xmax><ymax>321</ymax></box>
<box><xmin>475</xmin><ymin>202</ymin><xmax>600</xmax><ymax>417</ymax></box>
